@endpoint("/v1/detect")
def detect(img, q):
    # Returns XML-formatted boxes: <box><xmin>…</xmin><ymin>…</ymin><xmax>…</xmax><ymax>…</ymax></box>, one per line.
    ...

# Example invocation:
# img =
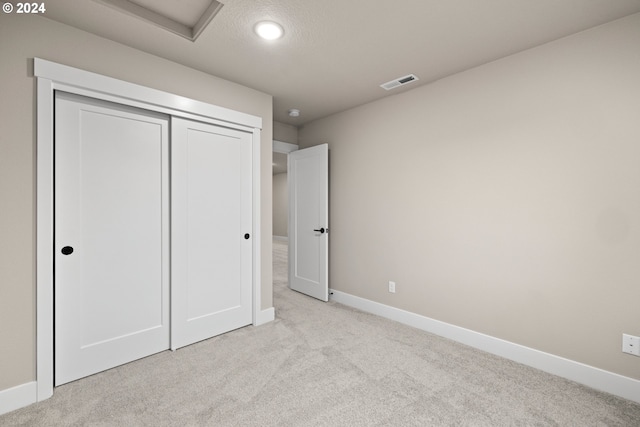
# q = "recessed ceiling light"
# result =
<box><xmin>288</xmin><ymin>109</ymin><xmax>300</xmax><ymax>117</ymax></box>
<box><xmin>254</xmin><ymin>21</ymin><xmax>284</xmax><ymax>40</ymax></box>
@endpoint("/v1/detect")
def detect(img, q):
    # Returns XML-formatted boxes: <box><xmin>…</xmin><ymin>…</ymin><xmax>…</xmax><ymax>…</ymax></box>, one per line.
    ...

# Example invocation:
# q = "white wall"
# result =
<box><xmin>299</xmin><ymin>13</ymin><xmax>640</xmax><ymax>380</ymax></box>
<box><xmin>0</xmin><ymin>14</ymin><xmax>272</xmax><ymax>393</ymax></box>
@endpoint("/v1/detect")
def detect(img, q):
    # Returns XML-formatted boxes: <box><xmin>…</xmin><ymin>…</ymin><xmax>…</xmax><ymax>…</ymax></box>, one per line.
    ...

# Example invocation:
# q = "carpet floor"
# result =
<box><xmin>2</xmin><ymin>239</ymin><xmax>640</xmax><ymax>426</ymax></box>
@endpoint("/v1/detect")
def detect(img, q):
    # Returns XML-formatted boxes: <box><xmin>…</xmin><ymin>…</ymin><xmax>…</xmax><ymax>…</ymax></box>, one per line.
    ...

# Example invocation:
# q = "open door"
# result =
<box><xmin>288</xmin><ymin>144</ymin><xmax>329</xmax><ymax>301</ymax></box>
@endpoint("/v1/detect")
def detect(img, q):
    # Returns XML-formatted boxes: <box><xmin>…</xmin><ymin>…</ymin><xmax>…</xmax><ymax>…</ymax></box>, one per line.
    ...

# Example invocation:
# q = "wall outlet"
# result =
<box><xmin>622</xmin><ymin>334</ymin><xmax>640</xmax><ymax>356</ymax></box>
<box><xmin>388</xmin><ymin>281</ymin><xmax>396</xmax><ymax>293</ymax></box>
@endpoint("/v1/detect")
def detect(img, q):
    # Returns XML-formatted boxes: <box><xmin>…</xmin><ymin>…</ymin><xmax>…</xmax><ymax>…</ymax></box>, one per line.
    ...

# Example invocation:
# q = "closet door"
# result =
<box><xmin>55</xmin><ymin>92</ymin><xmax>170</xmax><ymax>385</ymax></box>
<box><xmin>171</xmin><ymin>118</ymin><xmax>253</xmax><ymax>349</ymax></box>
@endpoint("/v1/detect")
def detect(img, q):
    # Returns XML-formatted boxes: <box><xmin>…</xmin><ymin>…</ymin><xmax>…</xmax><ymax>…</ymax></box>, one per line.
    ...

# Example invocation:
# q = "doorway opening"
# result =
<box><xmin>272</xmin><ymin>139</ymin><xmax>298</xmax><ymax>242</ymax></box>
<box><xmin>272</xmin><ymin>139</ymin><xmax>297</xmax><ymax>298</ymax></box>
<box><xmin>272</xmin><ymin>140</ymin><xmax>329</xmax><ymax>302</ymax></box>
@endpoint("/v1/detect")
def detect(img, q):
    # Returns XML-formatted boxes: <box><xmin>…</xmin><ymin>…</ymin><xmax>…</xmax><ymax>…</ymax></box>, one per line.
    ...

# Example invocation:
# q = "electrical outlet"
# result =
<box><xmin>622</xmin><ymin>334</ymin><xmax>640</xmax><ymax>356</ymax></box>
<box><xmin>388</xmin><ymin>281</ymin><xmax>396</xmax><ymax>293</ymax></box>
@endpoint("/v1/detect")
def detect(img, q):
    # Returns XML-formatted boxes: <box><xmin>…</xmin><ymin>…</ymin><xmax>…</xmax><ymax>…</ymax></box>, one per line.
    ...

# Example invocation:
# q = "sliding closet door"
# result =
<box><xmin>171</xmin><ymin>118</ymin><xmax>253</xmax><ymax>350</ymax></box>
<box><xmin>55</xmin><ymin>92</ymin><xmax>170</xmax><ymax>385</ymax></box>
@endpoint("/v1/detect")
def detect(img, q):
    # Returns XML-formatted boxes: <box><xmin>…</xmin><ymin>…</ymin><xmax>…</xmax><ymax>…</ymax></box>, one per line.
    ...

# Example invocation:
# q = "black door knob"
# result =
<box><xmin>313</xmin><ymin>228</ymin><xmax>325</xmax><ymax>234</ymax></box>
<box><xmin>244</xmin><ymin>233</ymin><xmax>250</xmax><ymax>240</ymax></box>
<box><xmin>61</xmin><ymin>246</ymin><xmax>74</xmax><ymax>255</ymax></box>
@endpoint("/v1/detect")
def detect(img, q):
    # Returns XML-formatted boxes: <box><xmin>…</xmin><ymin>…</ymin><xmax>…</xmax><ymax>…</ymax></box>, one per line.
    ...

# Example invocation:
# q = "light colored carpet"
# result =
<box><xmin>2</xmin><ymin>239</ymin><xmax>640</xmax><ymax>426</ymax></box>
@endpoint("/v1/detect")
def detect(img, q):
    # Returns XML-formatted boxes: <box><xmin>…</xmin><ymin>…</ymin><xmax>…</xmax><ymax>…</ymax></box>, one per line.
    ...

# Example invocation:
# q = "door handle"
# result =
<box><xmin>313</xmin><ymin>228</ymin><xmax>326</xmax><ymax>234</ymax></box>
<box><xmin>61</xmin><ymin>246</ymin><xmax>74</xmax><ymax>255</ymax></box>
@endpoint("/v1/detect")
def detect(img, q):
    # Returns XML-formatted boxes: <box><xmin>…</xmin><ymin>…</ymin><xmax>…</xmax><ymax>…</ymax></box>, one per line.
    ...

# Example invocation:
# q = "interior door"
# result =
<box><xmin>288</xmin><ymin>144</ymin><xmax>329</xmax><ymax>301</ymax></box>
<box><xmin>171</xmin><ymin>117</ymin><xmax>253</xmax><ymax>350</ymax></box>
<box><xmin>55</xmin><ymin>92</ymin><xmax>170</xmax><ymax>386</ymax></box>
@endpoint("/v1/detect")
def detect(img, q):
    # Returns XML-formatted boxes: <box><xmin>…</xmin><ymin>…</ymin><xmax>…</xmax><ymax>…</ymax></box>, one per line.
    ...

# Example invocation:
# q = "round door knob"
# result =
<box><xmin>244</xmin><ymin>233</ymin><xmax>250</xmax><ymax>240</ymax></box>
<box><xmin>61</xmin><ymin>246</ymin><xmax>74</xmax><ymax>255</ymax></box>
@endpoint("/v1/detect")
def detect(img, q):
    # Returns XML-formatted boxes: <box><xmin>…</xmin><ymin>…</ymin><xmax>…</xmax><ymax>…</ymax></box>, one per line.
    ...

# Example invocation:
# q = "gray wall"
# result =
<box><xmin>272</xmin><ymin>121</ymin><xmax>298</xmax><ymax>238</ymax></box>
<box><xmin>298</xmin><ymin>13</ymin><xmax>640</xmax><ymax>380</ymax></box>
<box><xmin>0</xmin><ymin>14</ymin><xmax>273</xmax><ymax>392</ymax></box>
<box><xmin>274</xmin><ymin>121</ymin><xmax>298</xmax><ymax>145</ymax></box>
<box><xmin>272</xmin><ymin>173</ymin><xmax>289</xmax><ymax>238</ymax></box>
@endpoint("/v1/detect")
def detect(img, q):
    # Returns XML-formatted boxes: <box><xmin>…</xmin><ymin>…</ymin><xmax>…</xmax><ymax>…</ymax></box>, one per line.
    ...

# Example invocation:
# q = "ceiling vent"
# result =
<box><xmin>380</xmin><ymin>74</ymin><xmax>419</xmax><ymax>91</ymax></box>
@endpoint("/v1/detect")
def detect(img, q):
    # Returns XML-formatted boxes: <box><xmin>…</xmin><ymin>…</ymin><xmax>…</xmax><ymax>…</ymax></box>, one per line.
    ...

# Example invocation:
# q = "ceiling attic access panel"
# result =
<box><xmin>95</xmin><ymin>0</ymin><xmax>224</xmax><ymax>40</ymax></box>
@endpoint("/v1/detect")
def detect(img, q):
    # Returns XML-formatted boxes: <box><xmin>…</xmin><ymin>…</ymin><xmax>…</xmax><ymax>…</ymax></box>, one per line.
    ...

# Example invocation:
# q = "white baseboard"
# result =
<box><xmin>272</xmin><ymin>236</ymin><xmax>288</xmax><ymax>242</ymax></box>
<box><xmin>255</xmin><ymin>307</ymin><xmax>275</xmax><ymax>326</ymax></box>
<box><xmin>0</xmin><ymin>381</ymin><xmax>37</xmax><ymax>416</ymax></box>
<box><xmin>329</xmin><ymin>289</ymin><xmax>640</xmax><ymax>404</ymax></box>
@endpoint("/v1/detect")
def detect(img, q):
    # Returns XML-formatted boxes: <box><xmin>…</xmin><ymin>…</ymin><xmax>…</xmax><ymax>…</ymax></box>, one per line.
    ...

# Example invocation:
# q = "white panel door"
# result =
<box><xmin>55</xmin><ymin>92</ymin><xmax>170</xmax><ymax>386</ymax></box>
<box><xmin>289</xmin><ymin>144</ymin><xmax>329</xmax><ymax>301</ymax></box>
<box><xmin>171</xmin><ymin>118</ymin><xmax>253</xmax><ymax>350</ymax></box>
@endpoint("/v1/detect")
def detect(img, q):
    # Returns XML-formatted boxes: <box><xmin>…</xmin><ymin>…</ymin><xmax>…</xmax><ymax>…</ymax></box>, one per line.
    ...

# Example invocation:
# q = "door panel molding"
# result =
<box><xmin>35</xmin><ymin>58</ymin><xmax>262</xmax><ymax>402</ymax></box>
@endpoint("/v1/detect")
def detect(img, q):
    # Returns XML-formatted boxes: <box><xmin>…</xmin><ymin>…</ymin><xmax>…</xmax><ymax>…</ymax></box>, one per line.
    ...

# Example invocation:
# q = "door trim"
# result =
<box><xmin>273</xmin><ymin>139</ymin><xmax>299</xmax><ymax>154</ymax></box>
<box><xmin>35</xmin><ymin>58</ymin><xmax>263</xmax><ymax>401</ymax></box>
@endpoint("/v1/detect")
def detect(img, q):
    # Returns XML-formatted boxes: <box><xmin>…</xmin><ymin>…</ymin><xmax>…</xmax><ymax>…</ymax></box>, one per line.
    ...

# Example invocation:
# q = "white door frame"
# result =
<box><xmin>273</xmin><ymin>139</ymin><xmax>299</xmax><ymax>155</ymax></box>
<box><xmin>35</xmin><ymin>58</ymin><xmax>263</xmax><ymax>401</ymax></box>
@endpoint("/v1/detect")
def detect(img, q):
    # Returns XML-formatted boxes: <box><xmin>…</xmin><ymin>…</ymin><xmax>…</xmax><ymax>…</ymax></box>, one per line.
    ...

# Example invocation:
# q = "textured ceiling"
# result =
<box><xmin>40</xmin><ymin>0</ymin><xmax>640</xmax><ymax>125</ymax></box>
